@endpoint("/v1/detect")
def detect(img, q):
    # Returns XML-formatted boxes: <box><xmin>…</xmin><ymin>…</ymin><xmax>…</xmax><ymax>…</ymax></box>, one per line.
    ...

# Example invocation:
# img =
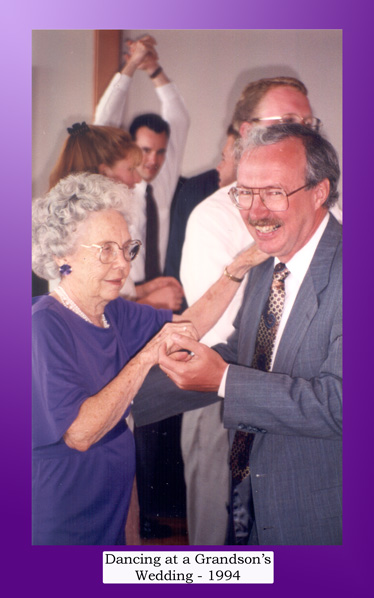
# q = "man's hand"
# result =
<box><xmin>159</xmin><ymin>335</ymin><xmax>227</xmax><ymax>392</ymax></box>
<box><xmin>122</xmin><ymin>35</ymin><xmax>170</xmax><ymax>86</ymax></box>
<box><xmin>122</xmin><ymin>36</ymin><xmax>158</xmax><ymax>75</ymax></box>
<box><xmin>136</xmin><ymin>277</ymin><xmax>185</xmax><ymax>311</ymax></box>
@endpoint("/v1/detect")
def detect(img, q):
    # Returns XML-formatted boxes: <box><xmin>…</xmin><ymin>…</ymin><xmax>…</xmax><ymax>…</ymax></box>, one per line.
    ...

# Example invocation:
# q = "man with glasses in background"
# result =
<box><xmin>179</xmin><ymin>77</ymin><xmax>341</xmax><ymax>545</ymax></box>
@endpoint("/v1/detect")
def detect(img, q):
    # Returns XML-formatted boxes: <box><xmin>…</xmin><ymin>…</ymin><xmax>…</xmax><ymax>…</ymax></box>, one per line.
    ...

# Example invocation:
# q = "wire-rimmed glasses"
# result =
<box><xmin>80</xmin><ymin>240</ymin><xmax>142</xmax><ymax>263</ymax></box>
<box><xmin>228</xmin><ymin>184</ymin><xmax>309</xmax><ymax>212</ymax></box>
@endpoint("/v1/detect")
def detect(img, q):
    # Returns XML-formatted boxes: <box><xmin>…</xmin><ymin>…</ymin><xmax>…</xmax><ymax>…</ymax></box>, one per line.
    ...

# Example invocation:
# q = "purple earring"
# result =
<box><xmin>59</xmin><ymin>264</ymin><xmax>72</xmax><ymax>276</ymax></box>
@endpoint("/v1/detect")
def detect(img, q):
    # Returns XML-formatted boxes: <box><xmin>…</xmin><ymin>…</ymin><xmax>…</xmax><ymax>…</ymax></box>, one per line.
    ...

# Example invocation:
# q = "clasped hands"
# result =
<box><xmin>160</xmin><ymin>328</ymin><xmax>227</xmax><ymax>392</ymax></box>
<box><xmin>124</xmin><ymin>35</ymin><xmax>159</xmax><ymax>73</ymax></box>
<box><xmin>142</xmin><ymin>321</ymin><xmax>226</xmax><ymax>392</ymax></box>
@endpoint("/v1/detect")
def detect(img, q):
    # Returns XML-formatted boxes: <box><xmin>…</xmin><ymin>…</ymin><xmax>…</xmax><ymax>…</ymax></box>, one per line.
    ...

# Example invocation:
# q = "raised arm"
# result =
<box><xmin>94</xmin><ymin>36</ymin><xmax>159</xmax><ymax>127</ymax></box>
<box><xmin>177</xmin><ymin>244</ymin><xmax>268</xmax><ymax>339</ymax></box>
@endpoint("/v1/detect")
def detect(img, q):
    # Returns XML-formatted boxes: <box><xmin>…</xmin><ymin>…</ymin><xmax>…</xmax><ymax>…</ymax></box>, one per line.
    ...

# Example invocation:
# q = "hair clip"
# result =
<box><xmin>67</xmin><ymin>122</ymin><xmax>89</xmax><ymax>137</ymax></box>
<box><xmin>59</xmin><ymin>264</ymin><xmax>72</xmax><ymax>276</ymax></box>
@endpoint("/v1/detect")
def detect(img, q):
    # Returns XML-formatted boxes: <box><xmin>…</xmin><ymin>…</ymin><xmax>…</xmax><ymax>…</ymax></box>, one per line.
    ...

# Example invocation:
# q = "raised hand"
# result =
<box><xmin>122</xmin><ymin>36</ymin><xmax>158</xmax><ymax>75</ymax></box>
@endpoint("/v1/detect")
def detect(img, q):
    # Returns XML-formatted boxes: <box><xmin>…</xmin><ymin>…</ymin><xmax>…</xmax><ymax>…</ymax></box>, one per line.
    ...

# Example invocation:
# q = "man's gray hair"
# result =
<box><xmin>237</xmin><ymin>124</ymin><xmax>340</xmax><ymax>208</ymax></box>
<box><xmin>32</xmin><ymin>172</ymin><xmax>135</xmax><ymax>280</ymax></box>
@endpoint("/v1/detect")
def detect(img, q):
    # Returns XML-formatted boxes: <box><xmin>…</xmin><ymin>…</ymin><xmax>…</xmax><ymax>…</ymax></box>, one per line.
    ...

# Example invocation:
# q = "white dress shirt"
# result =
<box><xmin>95</xmin><ymin>73</ymin><xmax>190</xmax><ymax>282</ymax></box>
<box><xmin>181</xmin><ymin>183</ymin><xmax>255</xmax><ymax>347</ymax></box>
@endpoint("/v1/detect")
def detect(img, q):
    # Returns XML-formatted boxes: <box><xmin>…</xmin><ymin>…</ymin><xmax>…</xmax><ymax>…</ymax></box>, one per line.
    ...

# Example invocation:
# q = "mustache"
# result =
<box><xmin>247</xmin><ymin>217</ymin><xmax>282</xmax><ymax>227</ymax></box>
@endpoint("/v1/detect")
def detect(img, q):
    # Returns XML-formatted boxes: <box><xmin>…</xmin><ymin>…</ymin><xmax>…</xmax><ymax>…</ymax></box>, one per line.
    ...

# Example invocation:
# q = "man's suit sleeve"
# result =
<box><xmin>131</xmin><ymin>366</ymin><xmax>219</xmax><ymax>426</ymax></box>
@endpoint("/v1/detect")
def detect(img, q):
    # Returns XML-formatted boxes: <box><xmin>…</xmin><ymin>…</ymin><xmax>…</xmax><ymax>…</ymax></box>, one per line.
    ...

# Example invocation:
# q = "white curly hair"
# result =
<box><xmin>32</xmin><ymin>172</ymin><xmax>136</xmax><ymax>280</ymax></box>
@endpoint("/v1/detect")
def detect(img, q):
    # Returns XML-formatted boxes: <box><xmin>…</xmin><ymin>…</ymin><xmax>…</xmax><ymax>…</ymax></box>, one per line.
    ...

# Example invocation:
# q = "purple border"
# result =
<box><xmin>3</xmin><ymin>0</ymin><xmax>370</xmax><ymax>596</ymax></box>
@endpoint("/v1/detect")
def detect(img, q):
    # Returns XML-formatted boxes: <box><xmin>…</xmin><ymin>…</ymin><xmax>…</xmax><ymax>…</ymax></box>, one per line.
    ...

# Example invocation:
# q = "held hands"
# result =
<box><xmin>140</xmin><ymin>321</ymin><xmax>199</xmax><ymax>366</ymax></box>
<box><xmin>159</xmin><ymin>334</ymin><xmax>227</xmax><ymax>392</ymax></box>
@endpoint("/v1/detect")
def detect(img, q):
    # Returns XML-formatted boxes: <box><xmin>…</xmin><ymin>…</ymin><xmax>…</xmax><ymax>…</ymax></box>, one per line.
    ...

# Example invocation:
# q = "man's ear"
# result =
<box><xmin>314</xmin><ymin>178</ymin><xmax>330</xmax><ymax>209</ymax></box>
<box><xmin>239</xmin><ymin>121</ymin><xmax>252</xmax><ymax>138</ymax></box>
<box><xmin>98</xmin><ymin>163</ymin><xmax>112</xmax><ymax>177</ymax></box>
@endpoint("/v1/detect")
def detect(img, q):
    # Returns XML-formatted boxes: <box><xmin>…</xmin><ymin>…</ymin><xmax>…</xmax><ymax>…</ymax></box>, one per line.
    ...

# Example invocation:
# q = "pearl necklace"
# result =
<box><xmin>55</xmin><ymin>286</ymin><xmax>110</xmax><ymax>328</ymax></box>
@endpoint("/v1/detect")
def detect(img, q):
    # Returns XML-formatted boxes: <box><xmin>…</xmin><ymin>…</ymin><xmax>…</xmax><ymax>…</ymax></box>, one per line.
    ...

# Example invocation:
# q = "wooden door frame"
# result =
<box><xmin>93</xmin><ymin>30</ymin><xmax>122</xmax><ymax>110</ymax></box>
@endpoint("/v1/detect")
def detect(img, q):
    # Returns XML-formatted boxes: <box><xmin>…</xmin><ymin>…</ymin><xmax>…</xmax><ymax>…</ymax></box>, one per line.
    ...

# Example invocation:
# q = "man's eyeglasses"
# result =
<box><xmin>80</xmin><ymin>240</ymin><xmax>142</xmax><ymax>264</ymax></box>
<box><xmin>250</xmin><ymin>113</ymin><xmax>321</xmax><ymax>132</ymax></box>
<box><xmin>228</xmin><ymin>185</ymin><xmax>309</xmax><ymax>212</ymax></box>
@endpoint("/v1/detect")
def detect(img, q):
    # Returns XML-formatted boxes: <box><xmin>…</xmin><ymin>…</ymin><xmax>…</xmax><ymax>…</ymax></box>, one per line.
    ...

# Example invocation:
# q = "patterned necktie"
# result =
<box><xmin>145</xmin><ymin>184</ymin><xmax>161</xmax><ymax>280</ymax></box>
<box><xmin>230</xmin><ymin>262</ymin><xmax>290</xmax><ymax>484</ymax></box>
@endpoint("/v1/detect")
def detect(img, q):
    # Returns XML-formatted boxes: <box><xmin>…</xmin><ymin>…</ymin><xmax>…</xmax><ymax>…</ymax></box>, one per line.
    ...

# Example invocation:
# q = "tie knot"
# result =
<box><xmin>146</xmin><ymin>183</ymin><xmax>153</xmax><ymax>193</ymax></box>
<box><xmin>273</xmin><ymin>262</ymin><xmax>290</xmax><ymax>283</ymax></box>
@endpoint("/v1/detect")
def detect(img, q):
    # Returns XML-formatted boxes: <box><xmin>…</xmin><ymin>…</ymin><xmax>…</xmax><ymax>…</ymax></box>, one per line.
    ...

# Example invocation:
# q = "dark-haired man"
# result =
<box><xmin>95</xmin><ymin>35</ymin><xmax>189</xmax><ymax>302</ymax></box>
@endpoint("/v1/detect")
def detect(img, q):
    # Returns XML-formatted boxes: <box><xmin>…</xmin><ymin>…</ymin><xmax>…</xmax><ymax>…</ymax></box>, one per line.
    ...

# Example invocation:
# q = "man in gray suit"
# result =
<box><xmin>133</xmin><ymin>123</ymin><xmax>342</xmax><ymax>545</ymax></box>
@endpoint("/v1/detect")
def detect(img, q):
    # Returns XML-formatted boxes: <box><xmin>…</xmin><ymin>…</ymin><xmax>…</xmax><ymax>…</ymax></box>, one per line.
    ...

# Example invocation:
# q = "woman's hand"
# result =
<box><xmin>226</xmin><ymin>243</ymin><xmax>269</xmax><ymax>281</ymax></box>
<box><xmin>139</xmin><ymin>321</ymin><xmax>199</xmax><ymax>366</ymax></box>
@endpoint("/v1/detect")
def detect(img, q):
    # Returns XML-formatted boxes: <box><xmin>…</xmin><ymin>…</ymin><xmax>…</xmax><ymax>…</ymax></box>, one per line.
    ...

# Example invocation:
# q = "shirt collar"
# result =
<box><xmin>275</xmin><ymin>212</ymin><xmax>330</xmax><ymax>285</ymax></box>
<box><xmin>136</xmin><ymin>179</ymin><xmax>147</xmax><ymax>193</ymax></box>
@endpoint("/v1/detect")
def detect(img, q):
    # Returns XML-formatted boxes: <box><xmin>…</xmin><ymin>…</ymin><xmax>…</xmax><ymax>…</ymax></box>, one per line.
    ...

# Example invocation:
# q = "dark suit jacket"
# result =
<box><xmin>133</xmin><ymin>214</ymin><xmax>342</xmax><ymax>545</ymax></box>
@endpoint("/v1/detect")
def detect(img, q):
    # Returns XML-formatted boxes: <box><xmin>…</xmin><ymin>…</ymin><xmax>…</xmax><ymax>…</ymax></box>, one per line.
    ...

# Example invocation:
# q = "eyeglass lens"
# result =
<box><xmin>230</xmin><ymin>188</ymin><xmax>289</xmax><ymax>211</ymax></box>
<box><xmin>100</xmin><ymin>241</ymin><xmax>140</xmax><ymax>263</ymax></box>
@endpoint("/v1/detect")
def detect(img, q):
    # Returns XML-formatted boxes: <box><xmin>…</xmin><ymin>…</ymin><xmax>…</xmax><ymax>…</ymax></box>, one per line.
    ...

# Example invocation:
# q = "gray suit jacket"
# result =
<box><xmin>217</xmin><ymin>214</ymin><xmax>342</xmax><ymax>545</ymax></box>
<box><xmin>133</xmin><ymin>214</ymin><xmax>342</xmax><ymax>545</ymax></box>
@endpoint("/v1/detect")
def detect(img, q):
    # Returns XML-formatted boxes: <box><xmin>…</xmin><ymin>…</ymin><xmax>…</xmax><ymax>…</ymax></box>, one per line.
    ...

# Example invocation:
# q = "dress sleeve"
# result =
<box><xmin>108</xmin><ymin>298</ymin><xmax>172</xmax><ymax>357</ymax></box>
<box><xmin>32</xmin><ymin>309</ymin><xmax>91</xmax><ymax>448</ymax></box>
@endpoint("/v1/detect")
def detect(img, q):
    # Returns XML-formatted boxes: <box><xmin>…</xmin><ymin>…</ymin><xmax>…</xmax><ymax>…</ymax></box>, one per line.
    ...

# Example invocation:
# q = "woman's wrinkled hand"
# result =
<box><xmin>227</xmin><ymin>243</ymin><xmax>269</xmax><ymax>281</ymax></box>
<box><xmin>139</xmin><ymin>321</ymin><xmax>198</xmax><ymax>366</ymax></box>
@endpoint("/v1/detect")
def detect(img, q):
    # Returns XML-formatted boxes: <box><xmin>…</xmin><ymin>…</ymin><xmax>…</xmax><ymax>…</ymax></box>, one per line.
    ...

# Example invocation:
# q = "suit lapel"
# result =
<box><xmin>273</xmin><ymin>215</ymin><xmax>342</xmax><ymax>373</ymax></box>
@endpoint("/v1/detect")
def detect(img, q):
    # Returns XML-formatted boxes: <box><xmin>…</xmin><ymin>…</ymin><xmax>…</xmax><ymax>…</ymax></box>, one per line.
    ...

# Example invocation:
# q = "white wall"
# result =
<box><xmin>32</xmin><ymin>29</ymin><xmax>342</xmax><ymax>199</ymax></box>
<box><xmin>121</xmin><ymin>30</ymin><xmax>342</xmax><ymax>183</ymax></box>
<box><xmin>32</xmin><ymin>30</ymin><xmax>95</xmax><ymax>198</ymax></box>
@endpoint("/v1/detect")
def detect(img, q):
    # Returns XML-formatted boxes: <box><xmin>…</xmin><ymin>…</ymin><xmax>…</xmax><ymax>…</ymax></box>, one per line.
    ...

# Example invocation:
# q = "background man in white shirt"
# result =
<box><xmin>157</xmin><ymin>124</ymin><xmax>342</xmax><ymax>545</ymax></box>
<box><xmin>179</xmin><ymin>76</ymin><xmax>335</xmax><ymax>545</ymax></box>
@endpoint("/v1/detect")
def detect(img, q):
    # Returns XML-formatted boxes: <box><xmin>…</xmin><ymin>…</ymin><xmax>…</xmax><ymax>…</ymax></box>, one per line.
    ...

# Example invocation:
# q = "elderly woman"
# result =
<box><xmin>49</xmin><ymin>121</ymin><xmax>184</xmax><ymax>311</ymax></box>
<box><xmin>32</xmin><ymin>172</ymin><xmax>266</xmax><ymax>545</ymax></box>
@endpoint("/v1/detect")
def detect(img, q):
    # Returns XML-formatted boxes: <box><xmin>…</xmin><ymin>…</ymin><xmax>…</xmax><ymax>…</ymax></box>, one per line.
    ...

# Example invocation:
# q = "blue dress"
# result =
<box><xmin>32</xmin><ymin>295</ymin><xmax>171</xmax><ymax>545</ymax></box>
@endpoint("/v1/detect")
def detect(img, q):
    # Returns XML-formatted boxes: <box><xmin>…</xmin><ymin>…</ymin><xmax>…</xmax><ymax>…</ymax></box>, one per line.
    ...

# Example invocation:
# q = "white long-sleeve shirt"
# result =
<box><xmin>181</xmin><ymin>183</ymin><xmax>255</xmax><ymax>347</ymax></box>
<box><xmin>94</xmin><ymin>73</ymin><xmax>190</xmax><ymax>282</ymax></box>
